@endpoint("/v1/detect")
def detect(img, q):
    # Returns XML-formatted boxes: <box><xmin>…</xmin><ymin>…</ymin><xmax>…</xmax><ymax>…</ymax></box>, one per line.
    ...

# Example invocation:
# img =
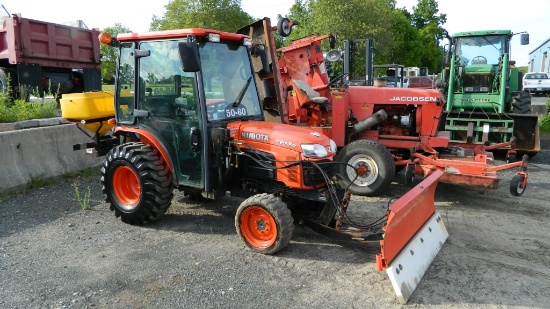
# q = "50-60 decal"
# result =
<box><xmin>225</xmin><ymin>105</ymin><xmax>248</xmax><ymax>118</ymax></box>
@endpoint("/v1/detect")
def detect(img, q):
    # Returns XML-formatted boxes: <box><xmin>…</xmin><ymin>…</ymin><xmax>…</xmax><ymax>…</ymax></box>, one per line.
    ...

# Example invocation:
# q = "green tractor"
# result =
<box><xmin>439</xmin><ymin>30</ymin><xmax>539</xmax><ymax>157</ymax></box>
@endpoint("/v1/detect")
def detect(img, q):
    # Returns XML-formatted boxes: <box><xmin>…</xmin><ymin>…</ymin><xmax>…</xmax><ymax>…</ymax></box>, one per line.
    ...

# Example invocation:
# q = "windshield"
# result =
<box><xmin>455</xmin><ymin>35</ymin><xmax>506</xmax><ymax>66</ymax></box>
<box><xmin>199</xmin><ymin>42</ymin><xmax>262</xmax><ymax>121</ymax></box>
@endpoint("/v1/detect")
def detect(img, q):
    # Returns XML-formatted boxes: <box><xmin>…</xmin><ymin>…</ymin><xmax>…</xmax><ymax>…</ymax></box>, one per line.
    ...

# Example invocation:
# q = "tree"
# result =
<box><xmin>150</xmin><ymin>0</ymin><xmax>254</xmax><ymax>32</ymax></box>
<box><xmin>409</xmin><ymin>0</ymin><xmax>447</xmax><ymax>72</ymax></box>
<box><xmin>100</xmin><ymin>24</ymin><xmax>132</xmax><ymax>84</ymax></box>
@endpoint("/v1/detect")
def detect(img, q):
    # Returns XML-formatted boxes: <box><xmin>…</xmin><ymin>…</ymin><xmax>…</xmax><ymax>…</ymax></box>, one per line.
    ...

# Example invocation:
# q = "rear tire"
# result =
<box><xmin>101</xmin><ymin>142</ymin><xmax>174</xmax><ymax>225</ymax></box>
<box><xmin>335</xmin><ymin>140</ymin><xmax>395</xmax><ymax>196</ymax></box>
<box><xmin>235</xmin><ymin>193</ymin><xmax>294</xmax><ymax>255</ymax></box>
<box><xmin>510</xmin><ymin>91</ymin><xmax>532</xmax><ymax>114</ymax></box>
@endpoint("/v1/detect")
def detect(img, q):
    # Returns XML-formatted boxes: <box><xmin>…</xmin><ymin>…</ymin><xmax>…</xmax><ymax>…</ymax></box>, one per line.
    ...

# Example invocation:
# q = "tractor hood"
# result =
<box><xmin>226</xmin><ymin>120</ymin><xmax>336</xmax><ymax>158</ymax></box>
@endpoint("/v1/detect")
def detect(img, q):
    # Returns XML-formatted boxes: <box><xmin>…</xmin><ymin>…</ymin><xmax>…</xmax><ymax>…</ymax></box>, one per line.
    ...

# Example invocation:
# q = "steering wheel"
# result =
<box><xmin>471</xmin><ymin>56</ymin><xmax>487</xmax><ymax>64</ymax></box>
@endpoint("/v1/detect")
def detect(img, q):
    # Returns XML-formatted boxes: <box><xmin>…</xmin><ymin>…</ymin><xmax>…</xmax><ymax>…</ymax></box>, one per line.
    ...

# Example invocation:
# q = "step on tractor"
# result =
<box><xmin>439</xmin><ymin>30</ymin><xmax>540</xmax><ymax>158</ymax></box>
<box><xmin>237</xmin><ymin>18</ymin><xmax>529</xmax><ymax>197</ymax></box>
<box><xmin>60</xmin><ymin>25</ymin><xmax>448</xmax><ymax>303</ymax></box>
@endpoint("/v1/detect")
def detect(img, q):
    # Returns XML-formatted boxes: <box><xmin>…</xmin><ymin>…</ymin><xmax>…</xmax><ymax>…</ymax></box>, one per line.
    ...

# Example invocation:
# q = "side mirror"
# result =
<box><xmin>520</xmin><ymin>33</ymin><xmax>529</xmax><ymax>45</ymax></box>
<box><xmin>134</xmin><ymin>49</ymin><xmax>150</xmax><ymax>58</ymax></box>
<box><xmin>178</xmin><ymin>40</ymin><xmax>201</xmax><ymax>72</ymax></box>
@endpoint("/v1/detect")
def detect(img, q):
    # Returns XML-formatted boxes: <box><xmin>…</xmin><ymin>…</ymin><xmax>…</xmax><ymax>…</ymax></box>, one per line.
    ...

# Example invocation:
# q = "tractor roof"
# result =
<box><xmin>117</xmin><ymin>28</ymin><xmax>249</xmax><ymax>42</ymax></box>
<box><xmin>453</xmin><ymin>30</ymin><xmax>512</xmax><ymax>37</ymax></box>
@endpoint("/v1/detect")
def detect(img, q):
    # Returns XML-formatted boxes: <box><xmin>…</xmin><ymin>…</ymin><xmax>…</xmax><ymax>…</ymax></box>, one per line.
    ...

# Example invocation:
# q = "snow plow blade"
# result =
<box><xmin>376</xmin><ymin>170</ymin><xmax>448</xmax><ymax>304</ymax></box>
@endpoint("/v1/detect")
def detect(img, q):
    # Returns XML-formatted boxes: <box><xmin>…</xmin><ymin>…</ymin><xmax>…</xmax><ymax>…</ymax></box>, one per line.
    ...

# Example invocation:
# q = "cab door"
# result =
<box><xmin>133</xmin><ymin>40</ymin><xmax>205</xmax><ymax>189</ymax></box>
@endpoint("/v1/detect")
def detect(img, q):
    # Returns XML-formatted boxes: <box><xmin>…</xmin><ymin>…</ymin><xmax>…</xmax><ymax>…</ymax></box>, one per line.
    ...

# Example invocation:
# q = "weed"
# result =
<box><xmin>73</xmin><ymin>181</ymin><xmax>92</xmax><ymax>210</ymax></box>
<box><xmin>29</xmin><ymin>173</ymin><xmax>52</xmax><ymax>189</ymax></box>
<box><xmin>61</xmin><ymin>167</ymin><xmax>100</xmax><ymax>181</ymax></box>
<box><xmin>0</xmin><ymin>80</ymin><xmax>59</xmax><ymax>123</ymax></box>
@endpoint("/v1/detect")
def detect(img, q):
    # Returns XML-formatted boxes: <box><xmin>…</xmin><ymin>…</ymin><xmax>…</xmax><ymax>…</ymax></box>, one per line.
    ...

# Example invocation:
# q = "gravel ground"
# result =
<box><xmin>1</xmin><ymin>133</ymin><xmax>549</xmax><ymax>308</ymax></box>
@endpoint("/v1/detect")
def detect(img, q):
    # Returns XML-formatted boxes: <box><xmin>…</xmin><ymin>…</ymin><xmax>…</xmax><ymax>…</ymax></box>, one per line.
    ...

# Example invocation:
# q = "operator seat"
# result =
<box><xmin>292</xmin><ymin>79</ymin><xmax>329</xmax><ymax>107</ymax></box>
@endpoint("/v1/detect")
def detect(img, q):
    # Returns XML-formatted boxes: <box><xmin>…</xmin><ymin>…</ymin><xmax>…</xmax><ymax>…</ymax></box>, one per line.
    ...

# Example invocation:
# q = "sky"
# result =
<box><xmin>2</xmin><ymin>0</ymin><xmax>549</xmax><ymax>67</ymax></box>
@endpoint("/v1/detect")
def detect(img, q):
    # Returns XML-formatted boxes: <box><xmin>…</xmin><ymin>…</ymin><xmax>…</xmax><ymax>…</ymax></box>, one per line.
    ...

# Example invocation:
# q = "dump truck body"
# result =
<box><xmin>0</xmin><ymin>14</ymin><xmax>101</xmax><ymax>96</ymax></box>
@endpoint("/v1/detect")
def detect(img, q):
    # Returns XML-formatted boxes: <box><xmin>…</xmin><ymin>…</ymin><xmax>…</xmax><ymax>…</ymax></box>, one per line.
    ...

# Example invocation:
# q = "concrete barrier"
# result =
<box><xmin>0</xmin><ymin>123</ymin><xmax>103</xmax><ymax>193</ymax></box>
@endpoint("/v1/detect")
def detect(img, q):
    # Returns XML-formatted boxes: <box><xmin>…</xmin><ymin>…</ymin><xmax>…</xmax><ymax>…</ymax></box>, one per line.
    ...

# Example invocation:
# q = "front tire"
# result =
<box><xmin>101</xmin><ymin>142</ymin><xmax>174</xmax><ymax>225</ymax></box>
<box><xmin>235</xmin><ymin>193</ymin><xmax>294</xmax><ymax>255</ymax></box>
<box><xmin>335</xmin><ymin>140</ymin><xmax>395</xmax><ymax>196</ymax></box>
<box><xmin>510</xmin><ymin>91</ymin><xmax>532</xmax><ymax>114</ymax></box>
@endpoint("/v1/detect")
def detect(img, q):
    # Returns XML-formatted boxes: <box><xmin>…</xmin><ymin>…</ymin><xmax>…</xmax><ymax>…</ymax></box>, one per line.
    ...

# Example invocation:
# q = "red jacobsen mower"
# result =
<box><xmin>237</xmin><ymin>18</ymin><xmax>529</xmax><ymax>198</ymax></box>
<box><xmin>61</xmin><ymin>22</ymin><xmax>448</xmax><ymax>304</ymax></box>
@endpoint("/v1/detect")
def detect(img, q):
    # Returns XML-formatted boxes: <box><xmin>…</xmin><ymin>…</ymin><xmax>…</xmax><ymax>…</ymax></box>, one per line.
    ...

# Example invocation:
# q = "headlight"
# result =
<box><xmin>301</xmin><ymin>143</ymin><xmax>328</xmax><ymax>158</ymax></box>
<box><xmin>329</xmin><ymin>139</ymin><xmax>337</xmax><ymax>154</ymax></box>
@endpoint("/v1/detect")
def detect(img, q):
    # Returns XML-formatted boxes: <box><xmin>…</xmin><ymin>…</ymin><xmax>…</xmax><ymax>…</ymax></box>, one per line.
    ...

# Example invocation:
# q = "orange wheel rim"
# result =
<box><xmin>240</xmin><ymin>206</ymin><xmax>277</xmax><ymax>248</ymax></box>
<box><xmin>113</xmin><ymin>165</ymin><xmax>140</xmax><ymax>208</ymax></box>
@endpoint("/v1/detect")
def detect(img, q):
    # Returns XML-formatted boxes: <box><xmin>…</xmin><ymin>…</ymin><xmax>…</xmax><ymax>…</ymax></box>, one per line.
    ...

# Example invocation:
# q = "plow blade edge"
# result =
<box><xmin>376</xmin><ymin>170</ymin><xmax>448</xmax><ymax>304</ymax></box>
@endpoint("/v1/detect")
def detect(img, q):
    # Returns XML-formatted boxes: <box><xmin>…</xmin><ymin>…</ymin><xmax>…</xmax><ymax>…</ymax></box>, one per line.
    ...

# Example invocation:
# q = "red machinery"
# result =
<box><xmin>238</xmin><ymin>18</ymin><xmax>528</xmax><ymax>197</ymax></box>
<box><xmin>62</xmin><ymin>22</ymin><xmax>450</xmax><ymax>304</ymax></box>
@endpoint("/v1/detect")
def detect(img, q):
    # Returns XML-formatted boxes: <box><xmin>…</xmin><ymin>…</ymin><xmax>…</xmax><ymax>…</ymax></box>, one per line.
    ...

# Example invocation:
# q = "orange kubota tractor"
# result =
<box><xmin>238</xmin><ymin>18</ymin><xmax>529</xmax><ymax>197</ymax></box>
<box><xmin>60</xmin><ymin>24</ymin><xmax>448</xmax><ymax>304</ymax></box>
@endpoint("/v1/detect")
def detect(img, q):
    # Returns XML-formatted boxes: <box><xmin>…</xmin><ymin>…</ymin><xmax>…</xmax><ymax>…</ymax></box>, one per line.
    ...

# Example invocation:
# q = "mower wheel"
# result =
<box><xmin>101</xmin><ymin>142</ymin><xmax>174</xmax><ymax>225</ymax></box>
<box><xmin>335</xmin><ymin>140</ymin><xmax>395</xmax><ymax>196</ymax></box>
<box><xmin>235</xmin><ymin>193</ymin><xmax>294</xmax><ymax>255</ymax></box>
<box><xmin>510</xmin><ymin>174</ymin><xmax>527</xmax><ymax>196</ymax></box>
<box><xmin>404</xmin><ymin>164</ymin><xmax>416</xmax><ymax>185</ymax></box>
<box><xmin>277</xmin><ymin>17</ymin><xmax>292</xmax><ymax>37</ymax></box>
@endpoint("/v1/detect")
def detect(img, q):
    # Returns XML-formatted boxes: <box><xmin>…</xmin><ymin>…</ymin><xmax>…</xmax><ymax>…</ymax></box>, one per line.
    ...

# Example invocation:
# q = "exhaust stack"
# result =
<box><xmin>354</xmin><ymin>109</ymin><xmax>387</xmax><ymax>133</ymax></box>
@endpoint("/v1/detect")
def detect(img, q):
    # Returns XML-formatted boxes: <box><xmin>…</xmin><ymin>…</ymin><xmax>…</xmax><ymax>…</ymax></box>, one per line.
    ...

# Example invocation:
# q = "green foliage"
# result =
<box><xmin>410</xmin><ymin>0</ymin><xmax>447</xmax><ymax>72</ymax></box>
<box><xmin>73</xmin><ymin>181</ymin><xmax>92</xmax><ymax>210</ymax></box>
<box><xmin>285</xmin><ymin>0</ymin><xmax>446</xmax><ymax>71</ymax></box>
<box><xmin>100</xmin><ymin>23</ymin><xmax>133</xmax><ymax>84</ymax></box>
<box><xmin>518</xmin><ymin>66</ymin><xmax>528</xmax><ymax>74</ymax></box>
<box><xmin>540</xmin><ymin>98</ymin><xmax>550</xmax><ymax>133</ymax></box>
<box><xmin>150</xmin><ymin>0</ymin><xmax>254</xmax><ymax>32</ymax></box>
<box><xmin>0</xmin><ymin>93</ymin><xmax>58</xmax><ymax>123</ymax></box>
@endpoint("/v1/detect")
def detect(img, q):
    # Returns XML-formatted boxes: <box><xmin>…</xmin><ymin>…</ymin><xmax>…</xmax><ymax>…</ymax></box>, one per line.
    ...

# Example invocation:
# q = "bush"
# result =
<box><xmin>540</xmin><ymin>98</ymin><xmax>550</xmax><ymax>133</ymax></box>
<box><xmin>0</xmin><ymin>92</ymin><xmax>58</xmax><ymax>123</ymax></box>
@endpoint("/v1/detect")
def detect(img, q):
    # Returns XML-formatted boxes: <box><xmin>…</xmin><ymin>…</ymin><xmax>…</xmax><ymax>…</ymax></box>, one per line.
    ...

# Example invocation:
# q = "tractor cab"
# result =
<box><xmin>444</xmin><ymin>30</ymin><xmax>529</xmax><ymax>112</ymax></box>
<box><xmin>101</xmin><ymin>29</ymin><xmax>264</xmax><ymax>195</ymax></box>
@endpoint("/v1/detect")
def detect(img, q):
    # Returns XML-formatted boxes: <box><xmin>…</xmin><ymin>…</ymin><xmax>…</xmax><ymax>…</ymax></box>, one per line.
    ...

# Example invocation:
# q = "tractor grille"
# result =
<box><xmin>240</xmin><ymin>151</ymin><xmax>276</xmax><ymax>180</ymax></box>
<box><xmin>302</xmin><ymin>160</ymin><xmax>332</xmax><ymax>187</ymax></box>
<box><xmin>462</xmin><ymin>73</ymin><xmax>492</xmax><ymax>92</ymax></box>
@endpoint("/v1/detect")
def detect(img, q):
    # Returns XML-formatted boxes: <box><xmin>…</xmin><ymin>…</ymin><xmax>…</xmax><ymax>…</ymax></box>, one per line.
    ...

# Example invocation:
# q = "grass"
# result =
<box><xmin>29</xmin><ymin>173</ymin><xmax>53</xmax><ymax>189</ymax></box>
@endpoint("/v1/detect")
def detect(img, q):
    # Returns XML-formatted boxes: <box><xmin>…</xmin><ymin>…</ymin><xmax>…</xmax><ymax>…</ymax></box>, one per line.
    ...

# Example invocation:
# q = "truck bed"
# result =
<box><xmin>0</xmin><ymin>14</ymin><xmax>100</xmax><ymax>69</ymax></box>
